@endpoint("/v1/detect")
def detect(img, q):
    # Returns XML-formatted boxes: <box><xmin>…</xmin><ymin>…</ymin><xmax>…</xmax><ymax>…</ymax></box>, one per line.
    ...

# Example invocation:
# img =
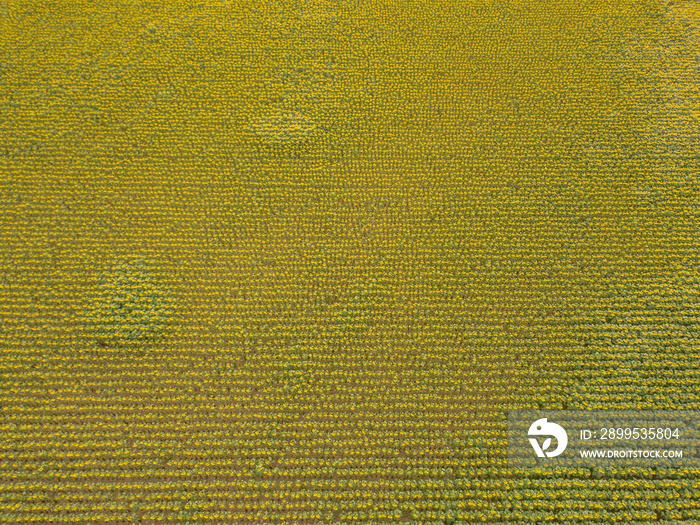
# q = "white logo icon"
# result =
<box><xmin>528</xmin><ymin>418</ymin><xmax>568</xmax><ymax>458</ymax></box>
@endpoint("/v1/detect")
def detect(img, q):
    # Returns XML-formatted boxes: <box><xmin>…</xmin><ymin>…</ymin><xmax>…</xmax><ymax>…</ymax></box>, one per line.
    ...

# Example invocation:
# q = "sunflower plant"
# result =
<box><xmin>85</xmin><ymin>255</ymin><xmax>177</xmax><ymax>347</ymax></box>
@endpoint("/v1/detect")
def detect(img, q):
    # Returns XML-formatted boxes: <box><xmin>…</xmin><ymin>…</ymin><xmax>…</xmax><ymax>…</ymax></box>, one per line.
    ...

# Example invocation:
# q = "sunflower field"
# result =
<box><xmin>1</xmin><ymin>0</ymin><xmax>699</xmax><ymax>523</ymax></box>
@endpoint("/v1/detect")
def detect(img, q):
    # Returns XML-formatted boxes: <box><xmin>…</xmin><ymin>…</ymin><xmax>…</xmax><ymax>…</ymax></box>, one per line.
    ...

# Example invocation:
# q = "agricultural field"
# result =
<box><xmin>1</xmin><ymin>0</ymin><xmax>699</xmax><ymax>523</ymax></box>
